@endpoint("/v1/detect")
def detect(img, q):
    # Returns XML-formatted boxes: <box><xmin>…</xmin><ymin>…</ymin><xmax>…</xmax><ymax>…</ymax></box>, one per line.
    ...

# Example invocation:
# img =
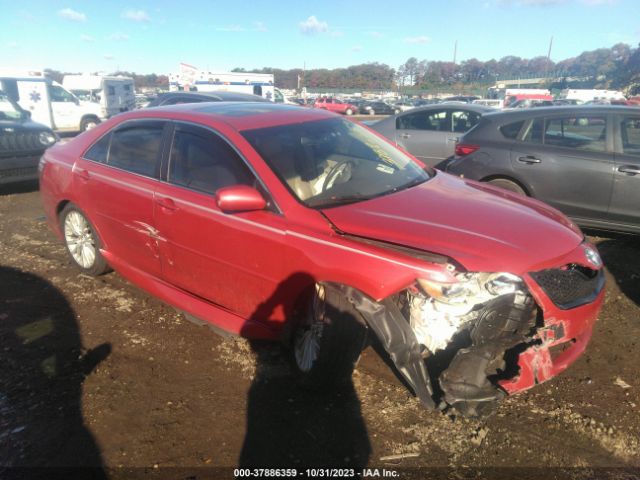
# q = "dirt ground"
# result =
<box><xmin>0</xmin><ymin>183</ymin><xmax>639</xmax><ymax>480</ymax></box>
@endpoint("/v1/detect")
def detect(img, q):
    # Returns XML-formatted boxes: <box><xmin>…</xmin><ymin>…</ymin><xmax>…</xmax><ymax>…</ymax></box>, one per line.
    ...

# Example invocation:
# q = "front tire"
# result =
<box><xmin>345</xmin><ymin>108</ymin><xmax>353</xmax><ymax>116</ymax></box>
<box><xmin>292</xmin><ymin>284</ymin><xmax>368</xmax><ymax>388</ymax></box>
<box><xmin>80</xmin><ymin>116</ymin><xmax>100</xmax><ymax>132</ymax></box>
<box><xmin>486</xmin><ymin>178</ymin><xmax>527</xmax><ymax>196</ymax></box>
<box><xmin>60</xmin><ymin>204</ymin><xmax>110</xmax><ymax>276</ymax></box>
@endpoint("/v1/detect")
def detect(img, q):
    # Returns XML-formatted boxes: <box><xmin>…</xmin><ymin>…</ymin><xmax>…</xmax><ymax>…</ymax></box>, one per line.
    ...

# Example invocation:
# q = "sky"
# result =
<box><xmin>1</xmin><ymin>0</ymin><xmax>639</xmax><ymax>75</ymax></box>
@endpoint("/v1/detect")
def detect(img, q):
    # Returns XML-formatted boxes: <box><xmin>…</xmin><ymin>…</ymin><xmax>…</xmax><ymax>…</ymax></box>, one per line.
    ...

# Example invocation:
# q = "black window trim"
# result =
<box><xmin>163</xmin><ymin>119</ymin><xmax>282</xmax><ymax>215</ymax></box>
<box><xmin>613</xmin><ymin>112</ymin><xmax>640</xmax><ymax>156</ymax></box>
<box><xmin>81</xmin><ymin>118</ymin><xmax>169</xmax><ymax>180</ymax></box>
<box><xmin>516</xmin><ymin>113</ymin><xmax>613</xmax><ymax>153</ymax></box>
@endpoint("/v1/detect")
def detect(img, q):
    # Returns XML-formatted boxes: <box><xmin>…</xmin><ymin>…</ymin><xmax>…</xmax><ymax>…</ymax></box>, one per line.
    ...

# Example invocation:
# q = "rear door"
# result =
<box><xmin>510</xmin><ymin>113</ymin><xmax>614</xmax><ymax>220</ymax></box>
<box><xmin>74</xmin><ymin>120</ymin><xmax>167</xmax><ymax>277</ymax></box>
<box><xmin>49</xmin><ymin>84</ymin><xmax>79</xmax><ymax>130</ymax></box>
<box><xmin>154</xmin><ymin>122</ymin><xmax>286</xmax><ymax>319</ymax></box>
<box><xmin>609</xmin><ymin>113</ymin><xmax>640</xmax><ymax>229</ymax></box>
<box><xmin>395</xmin><ymin>108</ymin><xmax>450</xmax><ymax>164</ymax></box>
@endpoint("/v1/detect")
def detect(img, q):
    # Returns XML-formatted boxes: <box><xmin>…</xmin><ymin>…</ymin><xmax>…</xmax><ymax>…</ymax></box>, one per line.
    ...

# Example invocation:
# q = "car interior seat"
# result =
<box><xmin>259</xmin><ymin>136</ymin><xmax>314</xmax><ymax>200</ymax></box>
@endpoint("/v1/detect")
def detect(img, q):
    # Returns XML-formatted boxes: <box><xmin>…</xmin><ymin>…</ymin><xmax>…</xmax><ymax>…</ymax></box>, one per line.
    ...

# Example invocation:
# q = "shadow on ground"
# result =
<box><xmin>0</xmin><ymin>266</ymin><xmax>110</xmax><ymax>477</ymax></box>
<box><xmin>596</xmin><ymin>236</ymin><xmax>640</xmax><ymax>307</ymax></box>
<box><xmin>240</xmin><ymin>273</ymin><xmax>371</xmax><ymax>470</ymax></box>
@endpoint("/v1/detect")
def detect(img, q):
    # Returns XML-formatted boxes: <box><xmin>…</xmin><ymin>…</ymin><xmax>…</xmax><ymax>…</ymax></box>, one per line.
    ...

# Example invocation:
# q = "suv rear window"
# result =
<box><xmin>500</xmin><ymin>121</ymin><xmax>524</xmax><ymax>139</ymax></box>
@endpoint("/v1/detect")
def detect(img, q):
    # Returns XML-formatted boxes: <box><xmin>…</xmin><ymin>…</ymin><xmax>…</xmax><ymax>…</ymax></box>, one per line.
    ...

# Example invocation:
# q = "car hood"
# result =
<box><xmin>321</xmin><ymin>172</ymin><xmax>584</xmax><ymax>274</ymax></box>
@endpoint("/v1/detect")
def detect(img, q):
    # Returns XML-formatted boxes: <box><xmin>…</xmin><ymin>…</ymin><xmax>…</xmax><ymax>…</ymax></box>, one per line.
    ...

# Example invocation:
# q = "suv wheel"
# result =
<box><xmin>60</xmin><ymin>204</ymin><xmax>110</xmax><ymax>276</ymax></box>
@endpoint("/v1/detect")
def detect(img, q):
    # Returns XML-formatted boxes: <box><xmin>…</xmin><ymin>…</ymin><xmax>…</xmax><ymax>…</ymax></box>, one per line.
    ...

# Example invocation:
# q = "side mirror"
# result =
<box><xmin>21</xmin><ymin>110</ymin><xmax>32</xmax><ymax>120</ymax></box>
<box><xmin>215</xmin><ymin>185</ymin><xmax>267</xmax><ymax>213</ymax></box>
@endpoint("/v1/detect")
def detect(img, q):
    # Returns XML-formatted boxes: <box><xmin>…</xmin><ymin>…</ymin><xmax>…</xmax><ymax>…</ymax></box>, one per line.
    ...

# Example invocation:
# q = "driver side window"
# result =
<box><xmin>49</xmin><ymin>85</ymin><xmax>76</xmax><ymax>103</ymax></box>
<box><xmin>168</xmin><ymin>124</ymin><xmax>254</xmax><ymax>195</ymax></box>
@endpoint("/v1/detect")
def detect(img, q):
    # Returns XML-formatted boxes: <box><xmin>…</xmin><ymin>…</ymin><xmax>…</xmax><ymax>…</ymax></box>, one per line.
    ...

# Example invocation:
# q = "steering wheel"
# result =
<box><xmin>322</xmin><ymin>160</ymin><xmax>354</xmax><ymax>192</ymax></box>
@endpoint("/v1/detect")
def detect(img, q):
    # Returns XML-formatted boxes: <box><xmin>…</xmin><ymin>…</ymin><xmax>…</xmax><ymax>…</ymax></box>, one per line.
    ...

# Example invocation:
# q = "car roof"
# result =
<box><xmin>120</xmin><ymin>101</ymin><xmax>337</xmax><ymax>131</ymax></box>
<box><xmin>482</xmin><ymin>104</ymin><xmax>640</xmax><ymax>122</ymax></box>
<box><xmin>150</xmin><ymin>91</ymin><xmax>269</xmax><ymax>105</ymax></box>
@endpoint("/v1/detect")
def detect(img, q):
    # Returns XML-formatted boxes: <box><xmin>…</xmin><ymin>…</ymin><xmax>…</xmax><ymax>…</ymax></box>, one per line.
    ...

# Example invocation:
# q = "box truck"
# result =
<box><xmin>62</xmin><ymin>74</ymin><xmax>136</xmax><ymax>118</ymax></box>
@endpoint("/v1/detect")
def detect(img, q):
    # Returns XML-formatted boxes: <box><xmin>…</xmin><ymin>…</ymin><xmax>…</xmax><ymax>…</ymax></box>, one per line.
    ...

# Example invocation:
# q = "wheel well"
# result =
<box><xmin>56</xmin><ymin>200</ymin><xmax>70</xmax><ymax>219</ymax></box>
<box><xmin>480</xmin><ymin>175</ymin><xmax>530</xmax><ymax>196</ymax></box>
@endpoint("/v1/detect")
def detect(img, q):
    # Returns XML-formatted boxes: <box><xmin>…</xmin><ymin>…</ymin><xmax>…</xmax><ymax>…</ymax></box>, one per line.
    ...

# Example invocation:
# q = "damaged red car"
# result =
<box><xmin>40</xmin><ymin>103</ymin><xmax>605</xmax><ymax>416</ymax></box>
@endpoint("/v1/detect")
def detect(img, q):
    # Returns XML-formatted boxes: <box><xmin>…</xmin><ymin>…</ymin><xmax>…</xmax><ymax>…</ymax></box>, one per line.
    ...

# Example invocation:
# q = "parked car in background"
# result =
<box><xmin>507</xmin><ymin>99</ymin><xmax>555</xmax><ymax>109</ymax></box>
<box><xmin>312</xmin><ymin>97</ymin><xmax>357</xmax><ymax>115</ymax></box>
<box><xmin>393</xmin><ymin>100</ymin><xmax>415</xmax><ymax>112</ymax></box>
<box><xmin>0</xmin><ymin>90</ymin><xmax>57</xmax><ymax>185</ymax></box>
<box><xmin>39</xmin><ymin>102</ymin><xmax>604</xmax><ymax>417</ymax></box>
<box><xmin>371</xmin><ymin>104</ymin><xmax>492</xmax><ymax>165</ymax></box>
<box><xmin>146</xmin><ymin>91</ymin><xmax>269</xmax><ymax>107</ymax></box>
<box><xmin>442</xmin><ymin>95</ymin><xmax>480</xmax><ymax>104</ymax></box>
<box><xmin>413</xmin><ymin>98</ymin><xmax>441</xmax><ymax>107</ymax></box>
<box><xmin>359</xmin><ymin>101</ymin><xmax>400</xmax><ymax>116</ymax></box>
<box><xmin>441</xmin><ymin>106</ymin><xmax>640</xmax><ymax>234</ymax></box>
<box><xmin>472</xmin><ymin>99</ymin><xmax>502</xmax><ymax>108</ymax></box>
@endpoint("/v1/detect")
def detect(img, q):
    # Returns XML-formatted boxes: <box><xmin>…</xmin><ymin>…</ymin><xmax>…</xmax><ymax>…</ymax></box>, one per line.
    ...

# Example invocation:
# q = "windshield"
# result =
<box><xmin>0</xmin><ymin>91</ymin><xmax>23</xmax><ymax>121</ymax></box>
<box><xmin>242</xmin><ymin>117</ymin><xmax>431</xmax><ymax>208</ymax></box>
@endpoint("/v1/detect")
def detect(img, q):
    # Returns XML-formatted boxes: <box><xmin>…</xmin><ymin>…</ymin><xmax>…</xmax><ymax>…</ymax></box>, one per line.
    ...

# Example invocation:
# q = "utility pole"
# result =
<box><xmin>545</xmin><ymin>36</ymin><xmax>554</xmax><ymax>82</ymax></box>
<box><xmin>453</xmin><ymin>40</ymin><xmax>458</xmax><ymax>64</ymax></box>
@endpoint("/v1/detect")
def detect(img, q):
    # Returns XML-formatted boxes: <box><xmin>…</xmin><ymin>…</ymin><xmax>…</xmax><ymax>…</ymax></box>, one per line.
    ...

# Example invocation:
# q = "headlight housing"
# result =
<box><xmin>38</xmin><ymin>131</ymin><xmax>57</xmax><ymax>147</ymax></box>
<box><xmin>417</xmin><ymin>272</ymin><xmax>523</xmax><ymax>306</ymax></box>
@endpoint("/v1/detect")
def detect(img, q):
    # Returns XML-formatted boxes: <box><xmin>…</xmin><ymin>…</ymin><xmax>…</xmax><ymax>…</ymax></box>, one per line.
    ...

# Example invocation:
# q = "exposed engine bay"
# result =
<box><xmin>328</xmin><ymin>273</ymin><xmax>540</xmax><ymax>417</ymax></box>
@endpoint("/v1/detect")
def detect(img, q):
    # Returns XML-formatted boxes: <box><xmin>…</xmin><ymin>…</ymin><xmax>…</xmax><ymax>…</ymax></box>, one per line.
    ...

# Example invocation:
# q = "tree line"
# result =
<box><xmin>43</xmin><ymin>42</ymin><xmax>640</xmax><ymax>94</ymax></box>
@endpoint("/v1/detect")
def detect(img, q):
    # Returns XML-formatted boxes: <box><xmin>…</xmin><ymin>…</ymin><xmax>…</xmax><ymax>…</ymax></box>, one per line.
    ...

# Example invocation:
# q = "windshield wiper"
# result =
<box><xmin>310</xmin><ymin>193</ymin><xmax>376</xmax><ymax>209</ymax></box>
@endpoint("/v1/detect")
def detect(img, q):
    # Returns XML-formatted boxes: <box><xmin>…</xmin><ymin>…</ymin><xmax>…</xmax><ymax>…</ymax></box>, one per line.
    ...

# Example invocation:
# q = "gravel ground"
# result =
<box><xmin>0</xmin><ymin>184</ymin><xmax>639</xmax><ymax>480</ymax></box>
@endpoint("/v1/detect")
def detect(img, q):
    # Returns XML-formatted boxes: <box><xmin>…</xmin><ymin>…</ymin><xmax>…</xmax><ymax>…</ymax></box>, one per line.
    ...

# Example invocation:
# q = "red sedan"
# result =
<box><xmin>40</xmin><ymin>102</ymin><xmax>604</xmax><ymax>416</ymax></box>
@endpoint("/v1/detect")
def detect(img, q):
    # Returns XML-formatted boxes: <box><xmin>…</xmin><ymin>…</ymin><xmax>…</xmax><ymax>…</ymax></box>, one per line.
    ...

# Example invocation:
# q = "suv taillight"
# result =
<box><xmin>455</xmin><ymin>143</ymin><xmax>480</xmax><ymax>157</ymax></box>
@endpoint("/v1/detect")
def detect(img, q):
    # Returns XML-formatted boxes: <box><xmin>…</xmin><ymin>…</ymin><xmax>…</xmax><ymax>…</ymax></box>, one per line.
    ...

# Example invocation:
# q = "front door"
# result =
<box><xmin>154</xmin><ymin>122</ymin><xmax>286</xmax><ymax>320</ymax></box>
<box><xmin>49</xmin><ymin>84</ymin><xmax>79</xmax><ymax>130</ymax></box>
<box><xmin>395</xmin><ymin>108</ymin><xmax>449</xmax><ymax>165</ymax></box>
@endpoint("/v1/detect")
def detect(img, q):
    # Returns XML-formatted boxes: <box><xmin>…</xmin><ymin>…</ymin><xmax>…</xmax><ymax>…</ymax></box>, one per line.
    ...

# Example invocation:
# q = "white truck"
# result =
<box><xmin>169</xmin><ymin>63</ymin><xmax>292</xmax><ymax>103</ymax></box>
<box><xmin>0</xmin><ymin>71</ymin><xmax>105</xmax><ymax>132</ymax></box>
<box><xmin>558</xmin><ymin>89</ymin><xmax>626</xmax><ymax>103</ymax></box>
<box><xmin>62</xmin><ymin>74</ymin><xmax>136</xmax><ymax>118</ymax></box>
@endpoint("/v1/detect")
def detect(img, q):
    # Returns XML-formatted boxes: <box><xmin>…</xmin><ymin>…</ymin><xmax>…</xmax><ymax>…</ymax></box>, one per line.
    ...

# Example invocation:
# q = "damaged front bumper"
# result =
<box><xmin>329</xmin><ymin>250</ymin><xmax>605</xmax><ymax>416</ymax></box>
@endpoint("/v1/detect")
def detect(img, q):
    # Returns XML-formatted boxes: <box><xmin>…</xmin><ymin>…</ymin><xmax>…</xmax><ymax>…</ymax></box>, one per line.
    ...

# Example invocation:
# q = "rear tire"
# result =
<box><xmin>345</xmin><ymin>108</ymin><xmax>354</xmax><ymax>116</ymax></box>
<box><xmin>486</xmin><ymin>178</ymin><xmax>527</xmax><ymax>196</ymax></box>
<box><xmin>292</xmin><ymin>284</ymin><xmax>368</xmax><ymax>388</ymax></box>
<box><xmin>60</xmin><ymin>203</ymin><xmax>110</xmax><ymax>276</ymax></box>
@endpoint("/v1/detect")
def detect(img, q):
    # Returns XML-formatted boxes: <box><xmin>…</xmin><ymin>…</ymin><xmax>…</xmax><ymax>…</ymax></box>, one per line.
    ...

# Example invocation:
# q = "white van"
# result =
<box><xmin>63</xmin><ymin>74</ymin><xmax>136</xmax><ymax>118</ymax></box>
<box><xmin>0</xmin><ymin>73</ymin><xmax>104</xmax><ymax>132</ymax></box>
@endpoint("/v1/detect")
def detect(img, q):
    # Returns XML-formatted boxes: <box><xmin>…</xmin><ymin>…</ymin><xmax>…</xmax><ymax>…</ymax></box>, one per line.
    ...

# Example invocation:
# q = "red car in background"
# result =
<box><xmin>313</xmin><ymin>97</ymin><xmax>358</xmax><ymax>115</ymax></box>
<box><xmin>40</xmin><ymin>102</ymin><xmax>604</xmax><ymax>416</ymax></box>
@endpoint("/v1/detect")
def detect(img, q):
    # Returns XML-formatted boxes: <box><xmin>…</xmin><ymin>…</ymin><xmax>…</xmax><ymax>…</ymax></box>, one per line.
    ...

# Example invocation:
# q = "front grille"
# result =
<box><xmin>530</xmin><ymin>265</ymin><xmax>605</xmax><ymax>310</ymax></box>
<box><xmin>0</xmin><ymin>131</ymin><xmax>43</xmax><ymax>154</ymax></box>
<box><xmin>0</xmin><ymin>166</ymin><xmax>38</xmax><ymax>180</ymax></box>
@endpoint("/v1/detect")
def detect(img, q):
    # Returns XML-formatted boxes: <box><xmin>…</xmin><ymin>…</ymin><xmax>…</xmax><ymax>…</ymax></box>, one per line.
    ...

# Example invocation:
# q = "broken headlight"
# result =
<box><xmin>410</xmin><ymin>272</ymin><xmax>525</xmax><ymax>352</ymax></box>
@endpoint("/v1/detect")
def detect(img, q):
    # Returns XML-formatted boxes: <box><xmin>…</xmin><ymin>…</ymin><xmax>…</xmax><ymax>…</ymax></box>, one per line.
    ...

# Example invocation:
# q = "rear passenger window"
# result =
<box><xmin>84</xmin><ymin>132</ymin><xmax>111</xmax><ymax>163</ymax></box>
<box><xmin>500</xmin><ymin>121</ymin><xmax>524</xmax><ymax>139</ymax></box>
<box><xmin>169</xmin><ymin>125</ymin><xmax>253</xmax><ymax>195</ymax></box>
<box><xmin>522</xmin><ymin>118</ymin><xmax>544</xmax><ymax>144</ymax></box>
<box><xmin>108</xmin><ymin>124</ymin><xmax>164</xmax><ymax>177</ymax></box>
<box><xmin>621</xmin><ymin>117</ymin><xmax>640</xmax><ymax>157</ymax></box>
<box><xmin>397</xmin><ymin>110</ymin><xmax>447</xmax><ymax>131</ymax></box>
<box><xmin>544</xmin><ymin>117</ymin><xmax>606</xmax><ymax>152</ymax></box>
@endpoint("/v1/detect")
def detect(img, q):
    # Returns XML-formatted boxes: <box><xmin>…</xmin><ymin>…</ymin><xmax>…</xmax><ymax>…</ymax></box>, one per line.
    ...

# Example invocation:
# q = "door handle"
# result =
<box><xmin>156</xmin><ymin>197</ymin><xmax>178</xmax><ymax>211</ymax></box>
<box><xmin>74</xmin><ymin>167</ymin><xmax>90</xmax><ymax>181</ymax></box>
<box><xmin>447</xmin><ymin>137</ymin><xmax>459</xmax><ymax>143</ymax></box>
<box><xmin>618</xmin><ymin>165</ymin><xmax>640</xmax><ymax>175</ymax></box>
<box><xmin>400</xmin><ymin>133</ymin><xmax>411</xmax><ymax>139</ymax></box>
<box><xmin>518</xmin><ymin>156</ymin><xmax>542</xmax><ymax>164</ymax></box>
